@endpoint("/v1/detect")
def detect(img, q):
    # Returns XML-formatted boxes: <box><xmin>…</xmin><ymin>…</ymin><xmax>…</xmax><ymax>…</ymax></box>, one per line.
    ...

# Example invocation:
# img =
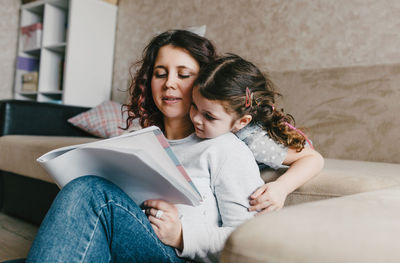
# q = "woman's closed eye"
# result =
<box><xmin>178</xmin><ymin>74</ymin><xmax>191</xmax><ymax>79</ymax></box>
<box><xmin>154</xmin><ymin>71</ymin><xmax>167</xmax><ymax>78</ymax></box>
<box><xmin>154</xmin><ymin>72</ymin><xmax>191</xmax><ymax>79</ymax></box>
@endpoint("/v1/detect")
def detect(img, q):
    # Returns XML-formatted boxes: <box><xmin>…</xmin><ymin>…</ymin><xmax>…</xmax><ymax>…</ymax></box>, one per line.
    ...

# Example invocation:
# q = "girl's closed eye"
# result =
<box><xmin>204</xmin><ymin>113</ymin><xmax>216</xmax><ymax>121</ymax></box>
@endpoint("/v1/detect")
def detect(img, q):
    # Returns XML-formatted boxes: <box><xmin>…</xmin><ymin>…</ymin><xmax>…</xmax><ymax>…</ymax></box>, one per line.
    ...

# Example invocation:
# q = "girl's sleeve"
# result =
<box><xmin>177</xmin><ymin>140</ymin><xmax>264</xmax><ymax>261</ymax></box>
<box><xmin>236</xmin><ymin>124</ymin><xmax>288</xmax><ymax>169</ymax></box>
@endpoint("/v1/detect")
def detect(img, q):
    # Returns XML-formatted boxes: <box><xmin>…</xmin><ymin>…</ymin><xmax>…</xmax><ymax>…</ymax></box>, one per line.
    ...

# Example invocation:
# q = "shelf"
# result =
<box><xmin>20</xmin><ymin>4</ymin><xmax>44</xmax><ymax>27</ymax></box>
<box><xmin>21</xmin><ymin>4</ymin><xmax>44</xmax><ymax>18</ymax></box>
<box><xmin>38</xmin><ymin>92</ymin><xmax>63</xmax><ymax>104</ymax></box>
<box><xmin>18</xmin><ymin>91</ymin><xmax>38</xmax><ymax>95</ymax></box>
<box><xmin>14</xmin><ymin>0</ymin><xmax>117</xmax><ymax>107</ymax></box>
<box><xmin>40</xmin><ymin>90</ymin><xmax>63</xmax><ymax>95</ymax></box>
<box><xmin>22</xmin><ymin>47</ymin><xmax>41</xmax><ymax>55</ymax></box>
<box><xmin>38</xmin><ymin>48</ymin><xmax>64</xmax><ymax>93</ymax></box>
<box><xmin>43</xmin><ymin>42</ymin><xmax>66</xmax><ymax>53</ymax></box>
<box><xmin>42</xmin><ymin>3</ymin><xmax>68</xmax><ymax>47</ymax></box>
<box><xmin>22</xmin><ymin>0</ymin><xmax>69</xmax><ymax>10</ymax></box>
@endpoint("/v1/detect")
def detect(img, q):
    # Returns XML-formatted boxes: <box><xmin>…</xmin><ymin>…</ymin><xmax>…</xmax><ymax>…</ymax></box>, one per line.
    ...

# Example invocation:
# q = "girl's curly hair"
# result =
<box><xmin>195</xmin><ymin>54</ymin><xmax>306</xmax><ymax>151</ymax></box>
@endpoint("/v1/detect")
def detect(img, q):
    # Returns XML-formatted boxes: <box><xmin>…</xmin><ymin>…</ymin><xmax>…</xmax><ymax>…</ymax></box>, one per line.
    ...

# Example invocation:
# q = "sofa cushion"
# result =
<box><xmin>221</xmin><ymin>186</ymin><xmax>400</xmax><ymax>263</ymax></box>
<box><xmin>67</xmin><ymin>101</ymin><xmax>134</xmax><ymax>138</ymax></box>
<box><xmin>261</xmin><ymin>158</ymin><xmax>400</xmax><ymax>205</ymax></box>
<box><xmin>0</xmin><ymin>135</ymin><xmax>99</xmax><ymax>183</ymax></box>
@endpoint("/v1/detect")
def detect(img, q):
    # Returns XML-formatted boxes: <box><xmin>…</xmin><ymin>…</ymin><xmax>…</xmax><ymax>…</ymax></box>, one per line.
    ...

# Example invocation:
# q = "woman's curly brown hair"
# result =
<box><xmin>124</xmin><ymin>30</ymin><xmax>217</xmax><ymax>131</ymax></box>
<box><xmin>195</xmin><ymin>54</ymin><xmax>306</xmax><ymax>151</ymax></box>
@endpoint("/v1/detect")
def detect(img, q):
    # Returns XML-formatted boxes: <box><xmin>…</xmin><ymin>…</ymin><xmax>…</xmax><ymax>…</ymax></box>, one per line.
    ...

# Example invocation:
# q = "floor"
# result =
<box><xmin>0</xmin><ymin>213</ymin><xmax>38</xmax><ymax>261</ymax></box>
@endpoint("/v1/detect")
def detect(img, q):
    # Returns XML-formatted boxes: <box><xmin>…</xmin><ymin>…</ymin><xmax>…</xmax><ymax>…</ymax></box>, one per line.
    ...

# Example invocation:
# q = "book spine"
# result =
<box><xmin>152</xmin><ymin>129</ymin><xmax>201</xmax><ymax>196</ymax></box>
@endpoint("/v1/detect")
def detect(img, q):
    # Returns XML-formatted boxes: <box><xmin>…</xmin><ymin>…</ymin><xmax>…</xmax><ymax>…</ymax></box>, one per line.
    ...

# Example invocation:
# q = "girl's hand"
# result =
<box><xmin>143</xmin><ymin>199</ymin><xmax>183</xmax><ymax>249</ymax></box>
<box><xmin>248</xmin><ymin>181</ymin><xmax>288</xmax><ymax>216</ymax></box>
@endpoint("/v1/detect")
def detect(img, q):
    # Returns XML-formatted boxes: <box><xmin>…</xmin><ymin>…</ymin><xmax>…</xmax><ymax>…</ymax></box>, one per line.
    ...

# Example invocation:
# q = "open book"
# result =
<box><xmin>37</xmin><ymin>126</ymin><xmax>202</xmax><ymax>206</ymax></box>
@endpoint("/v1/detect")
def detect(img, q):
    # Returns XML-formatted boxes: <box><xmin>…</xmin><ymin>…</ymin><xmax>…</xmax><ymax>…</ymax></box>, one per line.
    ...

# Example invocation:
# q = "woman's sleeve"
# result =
<box><xmin>177</xmin><ymin>217</ymin><xmax>236</xmax><ymax>262</ymax></box>
<box><xmin>177</xmin><ymin>142</ymin><xmax>264</xmax><ymax>261</ymax></box>
<box><xmin>236</xmin><ymin>124</ymin><xmax>288</xmax><ymax>169</ymax></box>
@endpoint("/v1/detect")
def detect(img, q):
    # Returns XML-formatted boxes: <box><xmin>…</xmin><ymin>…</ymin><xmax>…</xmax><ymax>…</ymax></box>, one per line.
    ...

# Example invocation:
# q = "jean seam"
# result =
<box><xmin>81</xmin><ymin>200</ymin><xmax>176</xmax><ymax>263</ymax></box>
<box><xmin>80</xmin><ymin>203</ymin><xmax>106</xmax><ymax>263</ymax></box>
<box><xmin>113</xmin><ymin>202</ymin><xmax>176</xmax><ymax>263</ymax></box>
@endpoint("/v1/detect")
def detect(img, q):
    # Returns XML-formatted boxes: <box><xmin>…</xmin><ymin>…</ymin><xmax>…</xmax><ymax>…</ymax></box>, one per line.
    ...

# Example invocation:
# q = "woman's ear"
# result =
<box><xmin>232</xmin><ymin>115</ymin><xmax>252</xmax><ymax>132</ymax></box>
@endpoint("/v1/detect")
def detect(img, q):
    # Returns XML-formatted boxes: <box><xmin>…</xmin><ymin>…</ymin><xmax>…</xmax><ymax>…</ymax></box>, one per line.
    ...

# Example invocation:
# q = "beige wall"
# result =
<box><xmin>111</xmin><ymin>0</ymin><xmax>400</xmax><ymax>102</ymax></box>
<box><xmin>2</xmin><ymin>1</ymin><xmax>399</xmax><ymax>103</ymax></box>
<box><xmin>1</xmin><ymin>0</ymin><xmax>399</xmax><ymax>162</ymax></box>
<box><xmin>0</xmin><ymin>0</ymin><xmax>20</xmax><ymax>100</ymax></box>
<box><xmin>111</xmin><ymin>0</ymin><xmax>400</xmax><ymax>163</ymax></box>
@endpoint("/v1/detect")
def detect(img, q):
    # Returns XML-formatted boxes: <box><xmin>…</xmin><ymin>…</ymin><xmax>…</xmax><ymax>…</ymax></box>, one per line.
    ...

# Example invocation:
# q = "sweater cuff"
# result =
<box><xmin>175</xmin><ymin>215</ymin><xmax>205</xmax><ymax>259</ymax></box>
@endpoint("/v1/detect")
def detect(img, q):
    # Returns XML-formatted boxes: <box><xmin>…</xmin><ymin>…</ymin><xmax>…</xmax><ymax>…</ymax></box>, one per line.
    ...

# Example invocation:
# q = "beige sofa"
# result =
<box><xmin>1</xmin><ymin>60</ymin><xmax>400</xmax><ymax>263</ymax></box>
<box><xmin>220</xmin><ymin>63</ymin><xmax>400</xmax><ymax>262</ymax></box>
<box><xmin>222</xmin><ymin>160</ymin><xmax>400</xmax><ymax>262</ymax></box>
<box><xmin>2</xmin><ymin>134</ymin><xmax>400</xmax><ymax>262</ymax></box>
<box><xmin>0</xmin><ymin>100</ymin><xmax>100</xmax><ymax>225</ymax></box>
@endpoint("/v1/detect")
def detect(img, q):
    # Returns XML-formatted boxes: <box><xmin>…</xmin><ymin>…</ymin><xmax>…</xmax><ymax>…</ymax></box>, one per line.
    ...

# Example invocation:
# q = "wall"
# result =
<box><xmin>0</xmin><ymin>0</ymin><xmax>20</xmax><ymax>100</ymax></box>
<box><xmin>111</xmin><ymin>0</ymin><xmax>400</xmax><ymax>163</ymax></box>
<box><xmin>1</xmin><ymin>1</ymin><xmax>399</xmax><ymax>162</ymax></box>
<box><xmin>111</xmin><ymin>0</ymin><xmax>400</xmax><ymax>102</ymax></box>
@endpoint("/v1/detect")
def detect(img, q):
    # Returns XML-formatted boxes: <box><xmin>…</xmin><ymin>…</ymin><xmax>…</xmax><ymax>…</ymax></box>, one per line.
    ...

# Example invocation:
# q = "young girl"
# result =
<box><xmin>190</xmin><ymin>54</ymin><xmax>324</xmax><ymax>214</ymax></box>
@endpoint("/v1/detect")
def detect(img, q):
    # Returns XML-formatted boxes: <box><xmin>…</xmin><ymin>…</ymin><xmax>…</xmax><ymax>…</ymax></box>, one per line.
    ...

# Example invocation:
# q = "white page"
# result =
<box><xmin>37</xmin><ymin>126</ymin><xmax>202</xmax><ymax>206</ymax></box>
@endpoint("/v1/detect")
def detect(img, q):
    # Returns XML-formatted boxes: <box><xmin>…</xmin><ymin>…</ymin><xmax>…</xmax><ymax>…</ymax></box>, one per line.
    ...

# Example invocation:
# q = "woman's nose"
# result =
<box><xmin>165</xmin><ymin>75</ymin><xmax>177</xmax><ymax>89</ymax></box>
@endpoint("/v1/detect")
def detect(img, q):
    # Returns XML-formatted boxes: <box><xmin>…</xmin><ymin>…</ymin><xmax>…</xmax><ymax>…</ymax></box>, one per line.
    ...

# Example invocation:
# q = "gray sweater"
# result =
<box><xmin>169</xmin><ymin>132</ymin><xmax>264</xmax><ymax>262</ymax></box>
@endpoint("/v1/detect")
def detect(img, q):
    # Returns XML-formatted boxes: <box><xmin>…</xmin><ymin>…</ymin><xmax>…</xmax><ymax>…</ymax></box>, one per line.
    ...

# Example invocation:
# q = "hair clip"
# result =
<box><xmin>245</xmin><ymin>87</ymin><xmax>252</xmax><ymax>108</ymax></box>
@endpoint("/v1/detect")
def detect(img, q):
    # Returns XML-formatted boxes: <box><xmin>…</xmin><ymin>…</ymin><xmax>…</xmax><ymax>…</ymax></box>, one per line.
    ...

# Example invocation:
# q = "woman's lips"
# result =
<box><xmin>162</xmin><ymin>96</ymin><xmax>181</xmax><ymax>104</ymax></box>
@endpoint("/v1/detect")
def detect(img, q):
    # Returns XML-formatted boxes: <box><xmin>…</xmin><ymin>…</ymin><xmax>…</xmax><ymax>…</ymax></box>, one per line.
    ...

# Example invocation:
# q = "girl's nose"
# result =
<box><xmin>190</xmin><ymin>109</ymin><xmax>202</xmax><ymax>125</ymax></box>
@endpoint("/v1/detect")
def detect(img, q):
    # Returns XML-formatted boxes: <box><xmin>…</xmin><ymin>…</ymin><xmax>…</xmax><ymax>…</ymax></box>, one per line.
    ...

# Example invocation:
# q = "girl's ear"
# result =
<box><xmin>232</xmin><ymin>115</ymin><xmax>252</xmax><ymax>132</ymax></box>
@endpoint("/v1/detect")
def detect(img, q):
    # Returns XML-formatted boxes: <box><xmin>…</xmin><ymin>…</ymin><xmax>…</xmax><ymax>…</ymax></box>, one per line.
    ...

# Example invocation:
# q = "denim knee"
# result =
<box><xmin>64</xmin><ymin>175</ymin><xmax>115</xmax><ymax>194</ymax></box>
<box><xmin>55</xmin><ymin>176</ymin><xmax>115</xmax><ymax>209</ymax></box>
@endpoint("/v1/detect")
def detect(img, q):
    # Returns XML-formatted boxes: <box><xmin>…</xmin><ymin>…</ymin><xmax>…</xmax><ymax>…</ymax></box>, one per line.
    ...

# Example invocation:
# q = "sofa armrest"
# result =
<box><xmin>223</xmin><ymin>159</ymin><xmax>400</xmax><ymax>262</ymax></box>
<box><xmin>260</xmin><ymin>158</ymin><xmax>400</xmax><ymax>206</ymax></box>
<box><xmin>0</xmin><ymin>99</ymin><xmax>95</xmax><ymax>137</ymax></box>
<box><xmin>221</xmin><ymin>186</ymin><xmax>400</xmax><ymax>263</ymax></box>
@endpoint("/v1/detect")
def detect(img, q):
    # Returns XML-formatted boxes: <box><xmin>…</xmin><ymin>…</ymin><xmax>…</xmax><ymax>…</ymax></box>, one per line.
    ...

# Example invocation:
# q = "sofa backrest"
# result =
<box><xmin>270</xmin><ymin>63</ymin><xmax>400</xmax><ymax>164</ymax></box>
<box><xmin>0</xmin><ymin>100</ymin><xmax>95</xmax><ymax>137</ymax></box>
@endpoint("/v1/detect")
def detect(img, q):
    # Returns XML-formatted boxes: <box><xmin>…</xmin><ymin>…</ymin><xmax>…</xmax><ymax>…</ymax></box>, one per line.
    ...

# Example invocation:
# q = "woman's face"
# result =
<box><xmin>151</xmin><ymin>45</ymin><xmax>200</xmax><ymax>123</ymax></box>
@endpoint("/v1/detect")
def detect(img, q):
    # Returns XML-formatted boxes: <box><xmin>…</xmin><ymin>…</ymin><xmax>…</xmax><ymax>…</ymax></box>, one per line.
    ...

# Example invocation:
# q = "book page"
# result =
<box><xmin>37</xmin><ymin>126</ymin><xmax>202</xmax><ymax>206</ymax></box>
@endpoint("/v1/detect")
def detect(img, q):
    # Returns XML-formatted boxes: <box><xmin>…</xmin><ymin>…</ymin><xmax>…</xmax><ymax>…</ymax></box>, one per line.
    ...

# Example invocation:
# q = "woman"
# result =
<box><xmin>27</xmin><ymin>30</ymin><xmax>264</xmax><ymax>263</ymax></box>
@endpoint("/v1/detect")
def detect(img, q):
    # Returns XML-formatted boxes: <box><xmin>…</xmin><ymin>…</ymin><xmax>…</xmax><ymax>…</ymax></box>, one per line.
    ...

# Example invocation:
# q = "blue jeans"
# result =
<box><xmin>27</xmin><ymin>176</ymin><xmax>186</xmax><ymax>263</ymax></box>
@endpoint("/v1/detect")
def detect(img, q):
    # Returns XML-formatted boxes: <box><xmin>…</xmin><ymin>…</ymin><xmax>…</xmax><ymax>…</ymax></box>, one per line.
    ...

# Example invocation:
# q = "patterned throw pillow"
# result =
<box><xmin>68</xmin><ymin>101</ymin><xmax>131</xmax><ymax>138</ymax></box>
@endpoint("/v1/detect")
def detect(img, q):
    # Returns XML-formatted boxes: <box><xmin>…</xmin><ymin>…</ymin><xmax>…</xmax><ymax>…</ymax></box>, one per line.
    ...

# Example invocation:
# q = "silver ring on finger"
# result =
<box><xmin>155</xmin><ymin>209</ymin><xmax>164</xmax><ymax>219</ymax></box>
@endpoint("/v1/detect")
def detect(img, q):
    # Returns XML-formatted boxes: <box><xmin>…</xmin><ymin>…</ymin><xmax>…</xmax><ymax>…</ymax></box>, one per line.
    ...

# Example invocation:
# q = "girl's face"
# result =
<box><xmin>190</xmin><ymin>87</ymin><xmax>244</xmax><ymax>139</ymax></box>
<box><xmin>151</xmin><ymin>45</ymin><xmax>200</xmax><ymax>123</ymax></box>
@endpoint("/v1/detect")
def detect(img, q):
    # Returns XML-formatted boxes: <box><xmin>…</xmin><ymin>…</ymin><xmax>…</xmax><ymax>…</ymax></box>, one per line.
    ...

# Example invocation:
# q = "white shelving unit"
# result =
<box><xmin>14</xmin><ymin>0</ymin><xmax>117</xmax><ymax>107</ymax></box>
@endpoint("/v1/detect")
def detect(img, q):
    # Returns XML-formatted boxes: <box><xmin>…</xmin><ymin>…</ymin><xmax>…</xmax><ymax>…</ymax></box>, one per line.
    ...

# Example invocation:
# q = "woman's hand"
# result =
<box><xmin>248</xmin><ymin>181</ymin><xmax>288</xmax><ymax>216</ymax></box>
<box><xmin>143</xmin><ymin>199</ymin><xmax>183</xmax><ymax>249</ymax></box>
